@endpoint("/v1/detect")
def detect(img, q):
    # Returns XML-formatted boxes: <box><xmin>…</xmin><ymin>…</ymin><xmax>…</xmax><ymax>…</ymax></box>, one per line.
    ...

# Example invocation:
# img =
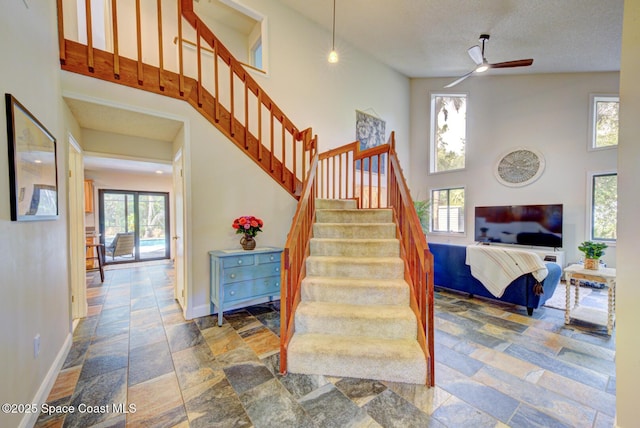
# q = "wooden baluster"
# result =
<box><xmin>85</xmin><ymin>0</ymin><xmax>94</xmax><ymax>71</ymax></box>
<box><xmin>377</xmin><ymin>154</ymin><xmax>381</xmax><ymax>208</ymax></box>
<box><xmin>292</xmin><ymin>132</ymin><xmax>297</xmax><ymax>192</ymax></box>
<box><xmin>213</xmin><ymin>40</ymin><xmax>219</xmax><ymax>122</ymax></box>
<box><xmin>135</xmin><ymin>0</ymin><xmax>143</xmax><ymax>84</ymax></box>
<box><xmin>257</xmin><ymin>90</ymin><xmax>262</xmax><ymax>161</ymax></box>
<box><xmin>229</xmin><ymin>65</ymin><xmax>235</xmax><ymax>137</ymax></box>
<box><xmin>177</xmin><ymin>0</ymin><xmax>184</xmax><ymax>96</ymax></box>
<box><xmin>338</xmin><ymin>153</ymin><xmax>343</xmax><ymax>199</ymax></box>
<box><xmin>359</xmin><ymin>159</ymin><xmax>364</xmax><ymax>208</ymax></box>
<box><xmin>244</xmin><ymin>79</ymin><xmax>249</xmax><ymax>149</ymax></box>
<box><xmin>332</xmin><ymin>156</ymin><xmax>337</xmax><ymax>199</ymax></box>
<box><xmin>319</xmin><ymin>160</ymin><xmax>324</xmax><ymax>198</ymax></box>
<box><xmin>368</xmin><ymin>157</ymin><xmax>372</xmax><ymax>209</ymax></box>
<box><xmin>196</xmin><ymin>21</ymin><xmax>203</xmax><ymax>106</ymax></box>
<box><xmin>112</xmin><ymin>0</ymin><xmax>120</xmax><ymax>78</ymax></box>
<box><xmin>156</xmin><ymin>0</ymin><xmax>163</xmax><ymax>88</ymax></box>
<box><xmin>270</xmin><ymin>111</ymin><xmax>275</xmax><ymax>171</ymax></box>
<box><xmin>281</xmin><ymin>119</ymin><xmax>286</xmax><ymax>183</ymax></box>
<box><xmin>57</xmin><ymin>0</ymin><xmax>65</xmax><ymax>64</ymax></box>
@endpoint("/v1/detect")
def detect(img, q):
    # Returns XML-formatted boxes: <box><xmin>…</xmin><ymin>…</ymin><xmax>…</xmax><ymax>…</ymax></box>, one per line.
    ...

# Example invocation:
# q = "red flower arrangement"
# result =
<box><xmin>232</xmin><ymin>215</ymin><xmax>264</xmax><ymax>237</ymax></box>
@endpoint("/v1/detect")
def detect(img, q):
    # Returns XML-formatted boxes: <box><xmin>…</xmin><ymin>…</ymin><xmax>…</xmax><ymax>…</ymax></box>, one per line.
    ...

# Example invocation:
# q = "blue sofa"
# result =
<box><xmin>429</xmin><ymin>243</ymin><xmax>562</xmax><ymax>315</ymax></box>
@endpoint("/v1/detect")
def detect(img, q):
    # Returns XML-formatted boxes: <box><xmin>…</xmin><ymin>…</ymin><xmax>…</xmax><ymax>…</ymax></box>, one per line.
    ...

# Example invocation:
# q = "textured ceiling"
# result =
<box><xmin>277</xmin><ymin>0</ymin><xmax>624</xmax><ymax>78</ymax></box>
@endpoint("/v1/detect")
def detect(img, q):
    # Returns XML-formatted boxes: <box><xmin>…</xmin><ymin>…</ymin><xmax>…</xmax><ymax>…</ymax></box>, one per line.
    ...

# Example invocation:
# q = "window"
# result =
<box><xmin>251</xmin><ymin>37</ymin><xmax>263</xmax><ymax>70</ymax></box>
<box><xmin>589</xmin><ymin>95</ymin><xmax>619</xmax><ymax>149</ymax></box>
<box><xmin>590</xmin><ymin>172</ymin><xmax>617</xmax><ymax>241</ymax></box>
<box><xmin>430</xmin><ymin>187</ymin><xmax>465</xmax><ymax>233</ymax></box>
<box><xmin>430</xmin><ymin>94</ymin><xmax>467</xmax><ymax>173</ymax></box>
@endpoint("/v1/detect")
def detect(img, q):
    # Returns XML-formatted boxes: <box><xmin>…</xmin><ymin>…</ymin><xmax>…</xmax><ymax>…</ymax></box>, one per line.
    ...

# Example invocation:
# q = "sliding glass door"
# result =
<box><xmin>99</xmin><ymin>190</ymin><xmax>170</xmax><ymax>263</ymax></box>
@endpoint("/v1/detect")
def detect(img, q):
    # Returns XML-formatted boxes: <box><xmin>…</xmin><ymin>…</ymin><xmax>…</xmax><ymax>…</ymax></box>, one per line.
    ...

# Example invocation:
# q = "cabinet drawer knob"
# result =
<box><xmin>237</xmin><ymin>260</ymin><xmax>243</xmax><ymax>264</ymax></box>
<box><xmin>230</xmin><ymin>273</ymin><xmax>236</xmax><ymax>279</ymax></box>
<box><xmin>230</xmin><ymin>290</ymin><xmax>236</xmax><ymax>296</ymax></box>
<box><xmin>275</xmin><ymin>267</ymin><xmax>280</xmax><ymax>272</ymax></box>
<box><xmin>269</xmin><ymin>255</ymin><xmax>274</xmax><ymax>261</ymax></box>
<box><xmin>275</xmin><ymin>282</ymin><xmax>280</xmax><ymax>287</ymax></box>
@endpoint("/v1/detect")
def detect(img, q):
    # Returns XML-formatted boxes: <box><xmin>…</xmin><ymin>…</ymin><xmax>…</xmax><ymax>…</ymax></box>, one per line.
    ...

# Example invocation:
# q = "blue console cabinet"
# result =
<box><xmin>209</xmin><ymin>247</ymin><xmax>283</xmax><ymax>326</ymax></box>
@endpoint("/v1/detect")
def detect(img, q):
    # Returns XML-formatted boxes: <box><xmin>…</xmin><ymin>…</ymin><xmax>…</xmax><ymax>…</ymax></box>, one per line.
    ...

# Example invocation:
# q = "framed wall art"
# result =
<box><xmin>355</xmin><ymin>110</ymin><xmax>386</xmax><ymax>173</ymax></box>
<box><xmin>5</xmin><ymin>94</ymin><xmax>58</xmax><ymax>221</ymax></box>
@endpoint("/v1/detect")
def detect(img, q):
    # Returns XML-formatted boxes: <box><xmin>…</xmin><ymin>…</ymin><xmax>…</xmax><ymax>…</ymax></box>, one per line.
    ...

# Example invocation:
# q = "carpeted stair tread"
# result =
<box><xmin>316</xmin><ymin>209</ymin><xmax>393</xmax><ymax>223</ymax></box>
<box><xmin>306</xmin><ymin>256</ymin><xmax>405</xmax><ymax>279</ymax></box>
<box><xmin>301</xmin><ymin>276</ymin><xmax>410</xmax><ymax>306</ymax></box>
<box><xmin>313</xmin><ymin>223</ymin><xmax>396</xmax><ymax>239</ymax></box>
<box><xmin>288</xmin><ymin>333</ymin><xmax>427</xmax><ymax>384</ymax></box>
<box><xmin>316</xmin><ymin>199</ymin><xmax>357</xmax><ymax>210</ymax></box>
<box><xmin>295</xmin><ymin>301</ymin><xmax>417</xmax><ymax>339</ymax></box>
<box><xmin>310</xmin><ymin>238</ymin><xmax>400</xmax><ymax>257</ymax></box>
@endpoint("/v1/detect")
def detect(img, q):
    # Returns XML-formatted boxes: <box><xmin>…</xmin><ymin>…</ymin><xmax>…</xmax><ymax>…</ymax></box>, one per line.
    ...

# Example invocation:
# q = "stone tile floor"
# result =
<box><xmin>36</xmin><ymin>262</ymin><xmax>615</xmax><ymax>427</ymax></box>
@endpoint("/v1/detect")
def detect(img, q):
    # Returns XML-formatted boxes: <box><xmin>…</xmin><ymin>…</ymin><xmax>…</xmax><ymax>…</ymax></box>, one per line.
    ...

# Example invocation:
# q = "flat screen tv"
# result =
<box><xmin>474</xmin><ymin>204</ymin><xmax>563</xmax><ymax>248</ymax></box>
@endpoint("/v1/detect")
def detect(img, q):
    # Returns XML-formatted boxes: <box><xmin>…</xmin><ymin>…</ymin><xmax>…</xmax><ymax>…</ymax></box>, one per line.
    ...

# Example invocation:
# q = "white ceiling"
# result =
<box><xmin>278</xmin><ymin>0</ymin><xmax>624</xmax><ymax>79</ymax></box>
<box><xmin>64</xmin><ymin>98</ymin><xmax>182</xmax><ymax>175</ymax></box>
<box><xmin>65</xmin><ymin>98</ymin><xmax>183</xmax><ymax>142</ymax></box>
<box><xmin>83</xmin><ymin>156</ymin><xmax>173</xmax><ymax>175</ymax></box>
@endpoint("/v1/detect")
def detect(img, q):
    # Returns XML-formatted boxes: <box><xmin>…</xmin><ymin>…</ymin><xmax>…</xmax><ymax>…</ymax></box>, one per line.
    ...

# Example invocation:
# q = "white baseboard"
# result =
<box><xmin>19</xmin><ymin>333</ymin><xmax>72</xmax><ymax>428</ymax></box>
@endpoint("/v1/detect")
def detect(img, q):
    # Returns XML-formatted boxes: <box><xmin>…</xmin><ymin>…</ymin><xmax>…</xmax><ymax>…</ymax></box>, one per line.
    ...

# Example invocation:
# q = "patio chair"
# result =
<box><xmin>105</xmin><ymin>232</ymin><xmax>135</xmax><ymax>261</ymax></box>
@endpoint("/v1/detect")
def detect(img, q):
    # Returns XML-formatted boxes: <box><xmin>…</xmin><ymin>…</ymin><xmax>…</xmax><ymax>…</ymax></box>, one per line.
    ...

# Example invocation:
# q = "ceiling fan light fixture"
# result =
<box><xmin>328</xmin><ymin>0</ymin><xmax>338</xmax><ymax>63</ymax></box>
<box><xmin>475</xmin><ymin>63</ymin><xmax>489</xmax><ymax>73</ymax></box>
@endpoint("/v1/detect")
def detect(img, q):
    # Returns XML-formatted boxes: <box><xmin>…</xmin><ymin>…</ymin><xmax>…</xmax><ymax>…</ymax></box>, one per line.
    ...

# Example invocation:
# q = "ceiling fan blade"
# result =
<box><xmin>444</xmin><ymin>70</ymin><xmax>474</xmax><ymax>88</ymax></box>
<box><xmin>489</xmin><ymin>58</ymin><xmax>534</xmax><ymax>69</ymax></box>
<box><xmin>467</xmin><ymin>45</ymin><xmax>483</xmax><ymax>65</ymax></box>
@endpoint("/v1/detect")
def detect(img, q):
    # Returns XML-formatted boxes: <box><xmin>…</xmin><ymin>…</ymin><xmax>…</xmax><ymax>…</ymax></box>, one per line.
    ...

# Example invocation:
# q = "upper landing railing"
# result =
<box><xmin>56</xmin><ymin>0</ymin><xmax>316</xmax><ymax>197</ymax></box>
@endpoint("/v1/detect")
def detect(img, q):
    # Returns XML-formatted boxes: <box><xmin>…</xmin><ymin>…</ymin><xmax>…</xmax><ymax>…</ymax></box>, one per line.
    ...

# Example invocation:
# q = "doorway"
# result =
<box><xmin>98</xmin><ymin>190</ymin><xmax>170</xmax><ymax>263</ymax></box>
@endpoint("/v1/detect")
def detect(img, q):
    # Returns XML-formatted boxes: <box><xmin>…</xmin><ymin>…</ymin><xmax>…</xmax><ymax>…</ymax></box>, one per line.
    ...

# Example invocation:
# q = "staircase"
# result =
<box><xmin>287</xmin><ymin>199</ymin><xmax>428</xmax><ymax>384</ymax></box>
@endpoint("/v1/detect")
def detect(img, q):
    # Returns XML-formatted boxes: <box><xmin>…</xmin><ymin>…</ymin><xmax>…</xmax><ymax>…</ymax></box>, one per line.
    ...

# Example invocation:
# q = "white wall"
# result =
<box><xmin>81</xmin><ymin>129</ymin><xmax>174</xmax><ymax>162</ymax></box>
<box><xmin>0</xmin><ymin>2</ymin><xmax>71</xmax><ymax>427</ymax></box>
<box><xmin>409</xmin><ymin>72</ymin><xmax>619</xmax><ymax>267</ymax></box>
<box><xmin>615</xmin><ymin>0</ymin><xmax>640</xmax><ymax>425</ymax></box>
<box><xmin>237</xmin><ymin>0</ymin><xmax>411</xmax><ymax>169</ymax></box>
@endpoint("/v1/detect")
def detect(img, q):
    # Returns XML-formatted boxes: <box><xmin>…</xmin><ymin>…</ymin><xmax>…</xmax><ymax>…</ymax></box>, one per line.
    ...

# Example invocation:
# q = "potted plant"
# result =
<box><xmin>577</xmin><ymin>241</ymin><xmax>608</xmax><ymax>270</ymax></box>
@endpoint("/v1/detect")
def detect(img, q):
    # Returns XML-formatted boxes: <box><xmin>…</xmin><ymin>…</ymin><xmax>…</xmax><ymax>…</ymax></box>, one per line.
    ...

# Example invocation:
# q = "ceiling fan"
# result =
<box><xmin>444</xmin><ymin>34</ymin><xmax>534</xmax><ymax>88</ymax></box>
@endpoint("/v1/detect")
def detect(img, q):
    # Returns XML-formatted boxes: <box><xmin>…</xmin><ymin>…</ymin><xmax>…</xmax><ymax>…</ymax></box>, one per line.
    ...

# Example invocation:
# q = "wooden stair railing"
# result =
<box><xmin>280</xmin><ymin>133</ymin><xmax>435</xmax><ymax>386</ymax></box>
<box><xmin>280</xmin><ymin>151</ymin><xmax>319</xmax><ymax>375</ymax></box>
<box><xmin>56</xmin><ymin>0</ymin><xmax>315</xmax><ymax>198</ymax></box>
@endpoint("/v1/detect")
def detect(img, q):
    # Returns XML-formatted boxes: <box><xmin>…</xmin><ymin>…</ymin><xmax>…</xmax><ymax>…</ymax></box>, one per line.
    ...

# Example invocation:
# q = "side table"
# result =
<box><xmin>564</xmin><ymin>264</ymin><xmax>616</xmax><ymax>335</ymax></box>
<box><xmin>209</xmin><ymin>247</ymin><xmax>283</xmax><ymax>326</ymax></box>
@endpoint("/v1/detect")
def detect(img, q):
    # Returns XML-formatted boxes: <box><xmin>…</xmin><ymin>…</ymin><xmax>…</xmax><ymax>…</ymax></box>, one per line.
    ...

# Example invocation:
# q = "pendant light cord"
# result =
<box><xmin>332</xmin><ymin>0</ymin><xmax>336</xmax><ymax>50</ymax></box>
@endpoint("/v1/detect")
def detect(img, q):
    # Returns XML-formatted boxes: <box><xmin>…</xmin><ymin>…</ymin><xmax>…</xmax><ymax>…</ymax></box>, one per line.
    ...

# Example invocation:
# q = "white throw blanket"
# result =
<box><xmin>465</xmin><ymin>245</ymin><xmax>549</xmax><ymax>298</ymax></box>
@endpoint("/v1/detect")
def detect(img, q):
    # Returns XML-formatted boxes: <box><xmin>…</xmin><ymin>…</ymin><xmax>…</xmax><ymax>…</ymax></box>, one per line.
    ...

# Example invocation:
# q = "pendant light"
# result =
<box><xmin>328</xmin><ymin>0</ymin><xmax>339</xmax><ymax>63</ymax></box>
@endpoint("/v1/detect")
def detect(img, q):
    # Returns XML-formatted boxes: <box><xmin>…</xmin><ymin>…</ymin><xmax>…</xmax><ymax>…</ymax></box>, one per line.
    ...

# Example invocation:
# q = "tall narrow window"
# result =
<box><xmin>431</xmin><ymin>187</ymin><xmax>465</xmax><ymax>233</ymax></box>
<box><xmin>590</xmin><ymin>95</ymin><xmax>619</xmax><ymax>149</ymax></box>
<box><xmin>251</xmin><ymin>37</ymin><xmax>263</xmax><ymax>70</ymax></box>
<box><xmin>430</xmin><ymin>94</ymin><xmax>467</xmax><ymax>173</ymax></box>
<box><xmin>590</xmin><ymin>173</ymin><xmax>617</xmax><ymax>241</ymax></box>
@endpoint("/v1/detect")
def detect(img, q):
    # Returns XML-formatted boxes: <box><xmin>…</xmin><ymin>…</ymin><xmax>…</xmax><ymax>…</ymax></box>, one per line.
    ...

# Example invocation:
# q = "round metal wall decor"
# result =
<box><xmin>495</xmin><ymin>148</ymin><xmax>545</xmax><ymax>187</ymax></box>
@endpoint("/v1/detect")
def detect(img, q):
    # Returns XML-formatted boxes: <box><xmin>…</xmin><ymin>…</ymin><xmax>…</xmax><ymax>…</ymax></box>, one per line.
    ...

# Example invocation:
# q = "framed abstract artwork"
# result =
<box><xmin>5</xmin><ymin>94</ymin><xmax>58</xmax><ymax>221</ymax></box>
<box><xmin>355</xmin><ymin>110</ymin><xmax>386</xmax><ymax>173</ymax></box>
